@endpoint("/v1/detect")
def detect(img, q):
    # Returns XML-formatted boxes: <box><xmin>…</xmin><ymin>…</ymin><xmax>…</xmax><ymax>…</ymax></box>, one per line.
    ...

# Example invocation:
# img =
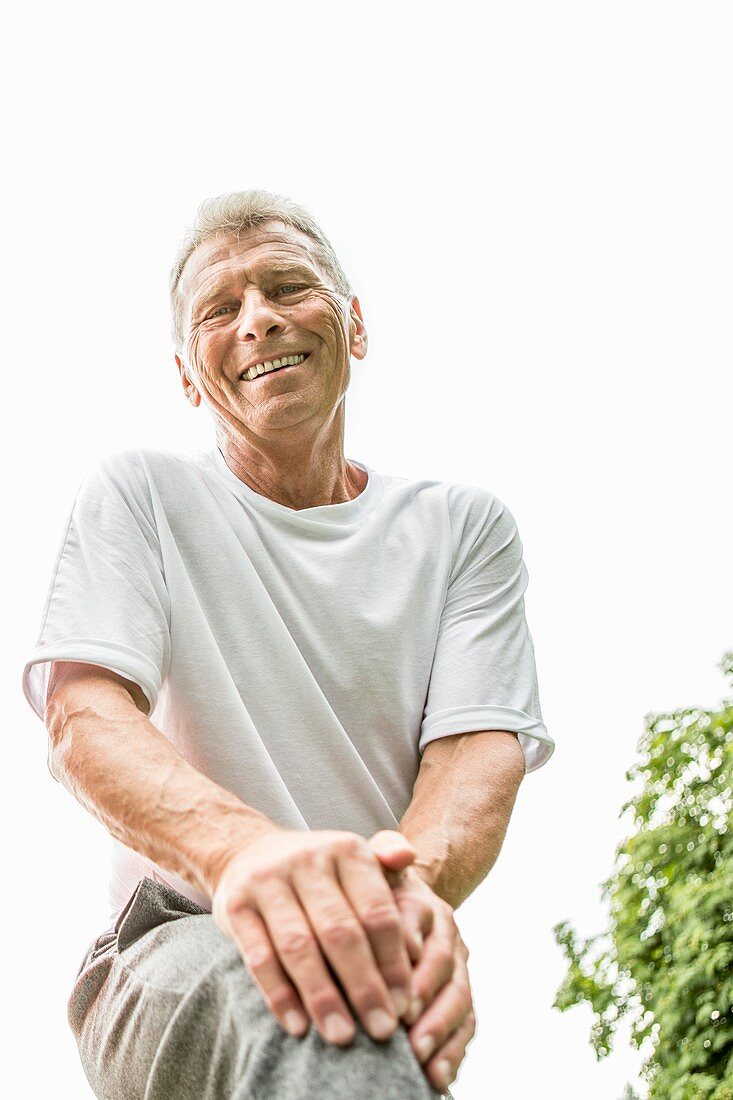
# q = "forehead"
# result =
<box><xmin>179</xmin><ymin>221</ymin><xmax>325</xmax><ymax>307</ymax></box>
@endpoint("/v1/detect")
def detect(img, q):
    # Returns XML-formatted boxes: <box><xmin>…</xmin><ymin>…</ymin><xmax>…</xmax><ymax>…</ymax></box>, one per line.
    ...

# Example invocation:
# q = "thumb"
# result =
<box><xmin>367</xmin><ymin>829</ymin><xmax>417</xmax><ymax>871</ymax></box>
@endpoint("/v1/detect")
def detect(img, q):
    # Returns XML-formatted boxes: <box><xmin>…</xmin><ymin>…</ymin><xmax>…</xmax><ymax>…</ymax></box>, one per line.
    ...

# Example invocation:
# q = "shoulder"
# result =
<box><xmin>387</xmin><ymin>469</ymin><xmax>513</xmax><ymax>541</ymax></box>
<box><xmin>377</xmin><ymin>465</ymin><xmax>519</xmax><ymax>571</ymax></box>
<box><xmin>446</xmin><ymin>480</ymin><xmax>512</xmax><ymax>539</ymax></box>
<box><xmin>444</xmin><ymin>482</ymin><xmax>521</xmax><ymax>580</ymax></box>
<box><xmin>380</xmin><ymin>468</ymin><xmax>503</xmax><ymax>517</ymax></box>
<box><xmin>74</xmin><ymin>447</ymin><xmax>200</xmax><ymax>516</ymax></box>
<box><xmin>80</xmin><ymin>446</ymin><xmax>198</xmax><ymax>489</ymax></box>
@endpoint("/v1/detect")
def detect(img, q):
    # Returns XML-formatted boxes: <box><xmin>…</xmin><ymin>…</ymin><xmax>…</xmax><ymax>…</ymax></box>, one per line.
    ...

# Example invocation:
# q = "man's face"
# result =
<box><xmin>175</xmin><ymin>221</ymin><xmax>367</xmax><ymax>441</ymax></box>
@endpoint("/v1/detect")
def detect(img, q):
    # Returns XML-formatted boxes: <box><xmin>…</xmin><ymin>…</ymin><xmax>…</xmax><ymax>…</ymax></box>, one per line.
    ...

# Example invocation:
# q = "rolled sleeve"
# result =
<box><xmin>22</xmin><ymin>452</ymin><xmax>171</xmax><ymax>721</ymax></box>
<box><xmin>419</xmin><ymin>494</ymin><xmax>555</xmax><ymax>774</ymax></box>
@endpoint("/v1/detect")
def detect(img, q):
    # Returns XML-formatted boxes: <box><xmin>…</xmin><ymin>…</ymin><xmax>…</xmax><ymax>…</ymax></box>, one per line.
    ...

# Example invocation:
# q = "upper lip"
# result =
<box><xmin>240</xmin><ymin>351</ymin><xmax>310</xmax><ymax>378</ymax></box>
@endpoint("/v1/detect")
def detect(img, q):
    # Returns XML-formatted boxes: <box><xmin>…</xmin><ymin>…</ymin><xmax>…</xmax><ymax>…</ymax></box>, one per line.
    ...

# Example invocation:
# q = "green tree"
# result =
<box><xmin>553</xmin><ymin>652</ymin><xmax>733</xmax><ymax>1100</ymax></box>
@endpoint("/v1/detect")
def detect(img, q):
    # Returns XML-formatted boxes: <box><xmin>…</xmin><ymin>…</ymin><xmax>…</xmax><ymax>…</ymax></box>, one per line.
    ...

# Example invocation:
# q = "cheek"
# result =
<box><xmin>304</xmin><ymin>290</ymin><xmax>350</xmax><ymax>350</ymax></box>
<box><xmin>188</xmin><ymin>329</ymin><xmax>222</xmax><ymax>387</ymax></box>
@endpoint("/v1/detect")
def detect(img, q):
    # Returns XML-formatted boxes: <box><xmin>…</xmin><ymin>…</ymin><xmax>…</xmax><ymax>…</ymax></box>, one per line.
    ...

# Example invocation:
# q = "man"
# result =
<box><xmin>22</xmin><ymin>190</ymin><xmax>554</xmax><ymax>1099</ymax></box>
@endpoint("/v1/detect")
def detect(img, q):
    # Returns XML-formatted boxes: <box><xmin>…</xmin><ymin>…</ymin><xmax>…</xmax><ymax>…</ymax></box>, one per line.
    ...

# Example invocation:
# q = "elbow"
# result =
<box><xmin>46</xmin><ymin>744</ymin><xmax>63</xmax><ymax>784</ymax></box>
<box><xmin>44</xmin><ymin>696</ymin><xmax>72</xmax><ymax>784</ymax></box>
<box><xmin>45</xmin><ymin>739</ymin><xmax>67</xmax><ymax>789</ymax></box>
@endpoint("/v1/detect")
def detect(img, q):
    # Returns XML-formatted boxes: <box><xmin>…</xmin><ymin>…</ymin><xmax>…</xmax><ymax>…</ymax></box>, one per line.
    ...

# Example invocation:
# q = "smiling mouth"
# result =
<box><xmin>241</xmin><ymin>352</ymin><xmax>310</xmax><ymax>382</ymax></box>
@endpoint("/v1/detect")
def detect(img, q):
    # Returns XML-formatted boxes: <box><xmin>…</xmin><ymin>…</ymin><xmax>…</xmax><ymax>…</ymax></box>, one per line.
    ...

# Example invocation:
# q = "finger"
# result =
<box><xmin>405</xmin><ymin>902</ymin><xmax>457</xmax><ymax>1018</ymax></box>
<box><xmin>255</xmin><ymin>881</ymin><xmax>357</xmax><ymax>1046</ymax></box>
<box><xmin>224</xmin><ymin>903</ymin><xmax>310</xmax><ymax>1039</ymax></box>
<box><xmin>424</xmin><ymin>1011</ymin><xmax>477</xmax><ymax>1093</ymax></box>
<box><xmin>293</xmin><ymin>858</ymin><xmax>401</xmax><ymax>1040</ymax></box>
<box><xmin>336</xmin><ymin>842</ymin><xmax>414</xmax><ymax>1020</ymax></box>
<box><xmin>408</xmin><ymin>955</ymin><xmax>472</xmax><ymax>1064</ymax></box>
<box><xmin>367</xmin><ymin>829</ymin><xmax>417</xmax><ymax>872</ymax></box>
<box><xmin>391</xmin><ymin>886</ymin><xmax>434</xmax><ymax>968</ymax></box>
<box><xmin>381</xmin><ymin>872</ymin><xmax>429</xmax><ymax>966</ymax></box>
<box><xmin>406</xmin><ymin>926</ymin><xmax>424</xmax><ymax>966</ymax></box>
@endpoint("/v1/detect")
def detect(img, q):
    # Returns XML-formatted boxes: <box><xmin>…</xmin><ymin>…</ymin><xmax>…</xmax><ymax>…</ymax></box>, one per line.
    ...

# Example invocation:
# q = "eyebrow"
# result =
<box><xmin>191</xmin><ymin>264</ymin><xmax>317</xmax><ymax>315</ymax></box>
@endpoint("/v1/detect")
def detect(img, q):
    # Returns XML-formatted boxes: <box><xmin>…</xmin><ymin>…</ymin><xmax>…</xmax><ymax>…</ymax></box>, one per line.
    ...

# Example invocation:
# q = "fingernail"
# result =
<box><xmin>284</xmin><ymin>1010</ymin><xmax>307</xmax><ymax>1036</ymax></box>
<box><xmin>435</xmin><ymin>1058</ymin><xmax>453</xmax><ymax>1087</ymax></box>
<box><xmin>389</xmin><ymin>987</ymin><xmax>409</xmax><ymax>1017</ymax></box>
<box><xmin>415</xmin><ymin>1034</ymin><xmax>436</xmax><ymax>1062</ymax></box>
<box><xmin>405</xmin><ymin>997</ymin><xmax>423</xmax><ymax>1024</ymax></box>
<box><xmin>366</xmin><ymin>1007</ymin><xmax>397</xmax><ymax>1040</ymax></box>
<box><xmin>324</xmin><ymin>1014</ymin><xmax>353</xmax><ymax>1044</ymax></box>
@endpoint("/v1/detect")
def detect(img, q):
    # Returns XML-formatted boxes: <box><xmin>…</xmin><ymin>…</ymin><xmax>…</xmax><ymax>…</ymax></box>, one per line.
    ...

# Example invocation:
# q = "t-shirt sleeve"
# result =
<box><xmin>419</xmin><ymin>491</ymin><xmax>555</xmax><ymax>774</ymax></box>
<box><xmin>22</xmin><ymin>451</ymin><xmax>171</xmax><ymax>721</ymax></box>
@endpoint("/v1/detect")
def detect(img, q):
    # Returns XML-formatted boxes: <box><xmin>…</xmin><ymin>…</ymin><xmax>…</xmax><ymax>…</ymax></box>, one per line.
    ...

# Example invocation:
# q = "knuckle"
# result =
<box><xmin>297</xmin><ymin>843</ymin><xmax>327</xmax><ymax>871</ymax></box>
<box><xmin>268</xmin><ymin>983</ymin><xmax>296</xmax><ymax>1014</ymax></box>
<box><xmin>386</xmin><ymin>965</ymin><xmax>412</xmax><ymax>990</ymax></box>
<box><xmin>308</xmin><ymin>989</ymin><xmax>344</xmax><ymax>1018</ymax></box>
<box><xmin>334</xmin><ymin>832</ymin><xmax>368</xmax><ymax>859</ymax></box>
<box><xmin>218</xmin><ymin>894</ymin><xmax>249</xmax><ymax>924</ymax></box>
<box><xmin>279</xmin><ymin>930</ymin><xmax>313</xmax><ymax>957</ymax></box>
<box><xmin>320</xmin><ymin>918</ymin><xmax>361</xmax><ymax>948</ymax></box>
<box><xmin>361</xmin><ymin>903</ymin><xmax>400</xmax><ymax>936</ymax></box>
<box><xmin>246</xmin><ymin>868</ymin><xmax>275</xmax><ymax>893</ymax></box>
<box><xmin>350</xmin><ymin>981</ymin><xmax>384</xmax><ymax>1007</ymax></box>
<box><xmin>246</xmin><ymin>943</ymin><xmax>274</xmax><ymax>970</ymax></box>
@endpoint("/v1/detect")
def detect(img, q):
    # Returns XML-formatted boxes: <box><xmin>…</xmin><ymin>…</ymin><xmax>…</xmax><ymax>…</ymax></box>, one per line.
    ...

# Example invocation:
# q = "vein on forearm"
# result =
<box><xmin>398</xmin><ymin>730</ymin><xmax>526</xmax><ymax>909</ymax></box>
<box><xmin>46</xmin><ymin>691</ymin><xmax>278</xmax><ymax>898</ymax></box>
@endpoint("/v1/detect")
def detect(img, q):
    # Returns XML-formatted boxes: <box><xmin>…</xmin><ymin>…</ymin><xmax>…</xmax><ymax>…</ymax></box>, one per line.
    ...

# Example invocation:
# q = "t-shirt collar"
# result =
<box><xmin>206</xmin><ymin>446</ymin><xmax>383</xmax><ymax>525</ymax></box>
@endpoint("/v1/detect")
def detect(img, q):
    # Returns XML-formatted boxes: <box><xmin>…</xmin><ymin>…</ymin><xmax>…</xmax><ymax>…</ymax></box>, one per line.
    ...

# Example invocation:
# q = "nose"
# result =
<box><xmin>235</xmin><ymin>287</ymin><xmax>285</xmax><ymax>343</ymax></box>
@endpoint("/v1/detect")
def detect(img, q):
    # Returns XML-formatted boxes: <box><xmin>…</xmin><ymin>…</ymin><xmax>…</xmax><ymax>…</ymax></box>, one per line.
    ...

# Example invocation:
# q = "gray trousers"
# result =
<box><xmin>68</xmin><ymin>877</ymin><xmax>455</xmax><ymax>1100</ymax></box>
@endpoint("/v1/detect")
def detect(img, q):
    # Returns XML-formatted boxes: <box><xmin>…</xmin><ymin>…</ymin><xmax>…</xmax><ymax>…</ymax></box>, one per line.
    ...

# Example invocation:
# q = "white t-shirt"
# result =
<box><xmin>23</xmin><ymin>446</ymin><xmax>554</xmax><ymax>923</ymax></box>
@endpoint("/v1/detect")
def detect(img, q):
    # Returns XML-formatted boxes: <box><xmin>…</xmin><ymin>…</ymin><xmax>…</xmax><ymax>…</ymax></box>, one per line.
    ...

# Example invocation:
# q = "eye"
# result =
<box><xmin>277</xmin><ymin>284</ymin><xmax>303</xmax><ymax>295</ymax></box>
<box><xmin>209</xmin><ymin>305</ymin><xmax>235</xmax><ymax>318</ymax></box>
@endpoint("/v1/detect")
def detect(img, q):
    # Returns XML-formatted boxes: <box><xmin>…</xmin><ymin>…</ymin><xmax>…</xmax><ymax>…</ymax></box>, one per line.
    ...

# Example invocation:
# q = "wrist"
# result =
<box><xmin>198</xmin><ymin>812</ymin><xmax>283</xmax><ymax>899</ymax></box>
<box><xmin>396</xmin><ymin>830</ymin><xmax>450</xmax><ymax>895</ymax></box>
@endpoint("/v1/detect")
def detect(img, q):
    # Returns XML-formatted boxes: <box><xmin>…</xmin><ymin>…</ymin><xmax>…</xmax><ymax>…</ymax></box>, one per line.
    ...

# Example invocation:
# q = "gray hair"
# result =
<box><xmin>168</xmin><ymin>189</ymin><xmax>354</xmax><ymax>354</ymax></box>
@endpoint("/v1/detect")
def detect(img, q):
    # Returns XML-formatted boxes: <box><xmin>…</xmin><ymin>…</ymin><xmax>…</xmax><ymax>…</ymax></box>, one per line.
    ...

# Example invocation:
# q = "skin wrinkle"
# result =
<box><xmin>175</xmin><ymin>222</ymin><xmax>368</xmax><ymax>511</ymax></box>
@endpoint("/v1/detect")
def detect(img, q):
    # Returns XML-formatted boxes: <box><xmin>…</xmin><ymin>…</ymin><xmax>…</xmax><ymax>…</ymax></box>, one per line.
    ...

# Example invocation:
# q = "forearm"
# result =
<box><xmin>45</xmin><ymin>677</ymin><xmax>280</xmax><ymax>899</ymax></box>
<box><xmin>398</xmin><ymin>730</ymin><xmax>526</xmax><ymax>909</ymax></box>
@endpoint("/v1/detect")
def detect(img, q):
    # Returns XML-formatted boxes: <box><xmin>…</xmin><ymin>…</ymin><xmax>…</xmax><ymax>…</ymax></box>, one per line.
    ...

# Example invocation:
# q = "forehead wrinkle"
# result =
<box><xmin>185</xmin><ymin>240</ymin><xmax>324</xmax><ymax>318</ymax></box>
<box><xmin>183</xmin><ymin>225</ymin><xmax>324</xmax><ymax>294</ymax></box>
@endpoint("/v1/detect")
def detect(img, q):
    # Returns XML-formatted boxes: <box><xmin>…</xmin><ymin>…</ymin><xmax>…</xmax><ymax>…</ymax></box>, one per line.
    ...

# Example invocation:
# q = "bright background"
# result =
<box><xmin>4</xmin><ymin>2</ymin><xmax>731</xmax><ymax>1097</ymax></box>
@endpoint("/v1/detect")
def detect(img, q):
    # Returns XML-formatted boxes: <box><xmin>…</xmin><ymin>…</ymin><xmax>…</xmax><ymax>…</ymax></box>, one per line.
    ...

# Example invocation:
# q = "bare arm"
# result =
<box><xmin>398</xmin><ymin>729</ymin><xmax>526</xmax><ymax>909</ymax></box>
<box><xmin>45</xmin><ymin>660</ymin><xmax>278</xmax><ymax>898</ymax></box>
<box><xmin>44</xmin><ymin>660</ymin><xmax>417</xmax><ymax>1047</ymax></box>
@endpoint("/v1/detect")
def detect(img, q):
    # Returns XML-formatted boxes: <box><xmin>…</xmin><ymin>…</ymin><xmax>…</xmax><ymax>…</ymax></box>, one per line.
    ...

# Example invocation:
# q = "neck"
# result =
<box><xmin>216</xmin><ymin>430</ymin><xmax>368</xmax><ymax>510</ymax></box>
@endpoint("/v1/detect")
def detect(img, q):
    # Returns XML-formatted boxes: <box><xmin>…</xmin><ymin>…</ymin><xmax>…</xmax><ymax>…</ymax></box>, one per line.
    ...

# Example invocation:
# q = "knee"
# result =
<box><xmin>243</xmin><ymin>1017</ymin><xmax>442</xmax><ymax>1099</ymax></box>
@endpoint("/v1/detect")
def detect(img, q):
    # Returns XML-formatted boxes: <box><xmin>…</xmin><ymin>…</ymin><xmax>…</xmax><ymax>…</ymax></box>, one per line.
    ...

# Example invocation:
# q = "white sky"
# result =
<box><xmin>5</xmin><ymin>3</ymin><xmax>731</xmax><ymax>1097</ymax></box>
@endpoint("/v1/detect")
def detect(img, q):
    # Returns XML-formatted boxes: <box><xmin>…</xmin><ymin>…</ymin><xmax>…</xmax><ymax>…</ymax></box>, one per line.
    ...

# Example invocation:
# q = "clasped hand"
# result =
<box><xmin>211</xmin><ymin>827</ymin><xmax>476</xmax><ymax>1093</ymax></box>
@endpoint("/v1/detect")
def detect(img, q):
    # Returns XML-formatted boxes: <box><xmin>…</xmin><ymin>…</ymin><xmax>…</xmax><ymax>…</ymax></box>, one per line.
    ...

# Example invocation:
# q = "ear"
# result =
<box><xmin>348</xmin><ymin>296</ymin><xmax>368</xmax><ymax>361</ymax></box>
<box><xmin>175</xmin><ymin>353</ymin><xmax>201</xmax><ymax>408</ymax></box>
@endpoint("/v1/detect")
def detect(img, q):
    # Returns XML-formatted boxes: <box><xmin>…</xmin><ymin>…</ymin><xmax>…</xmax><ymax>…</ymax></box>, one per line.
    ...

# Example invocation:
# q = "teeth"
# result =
<box><xmin>243</xmin><ymin>353</ymin><xmax>306</xmax><ymax>381</ymax></box>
